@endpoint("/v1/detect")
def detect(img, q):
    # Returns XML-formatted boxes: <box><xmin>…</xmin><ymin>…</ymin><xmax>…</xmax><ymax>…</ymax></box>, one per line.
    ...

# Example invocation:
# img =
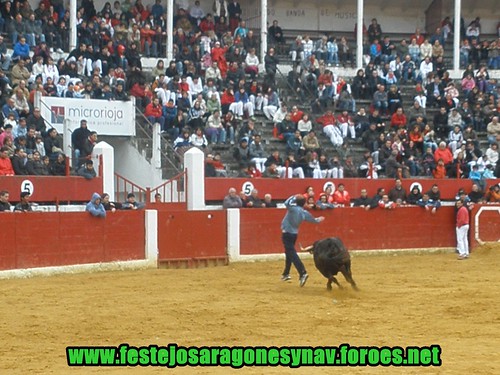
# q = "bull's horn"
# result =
<box><xmin>299</xmin><ymin>243</ymin><xmax>314</xmax><ymax>252</ymax></box>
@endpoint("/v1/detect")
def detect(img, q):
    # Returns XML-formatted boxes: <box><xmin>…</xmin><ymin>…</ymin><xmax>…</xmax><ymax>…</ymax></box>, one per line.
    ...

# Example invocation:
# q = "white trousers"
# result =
<box><xmin>263</xmin><ymin>104</ymin><xmax>278</xmax><ymax>120</ymax></box>
<box><xmin>323</xmin><ymin>124</ymin><xmax>343</xmax><ymax>146</ymax></box>
<box><xmin>277</xmin><ymin>166</ymin><xmax>304</xmax><ymax>178</ymax></box>
<box><xmin>340</xmin><ymin>123</ymin><xmax>356</xmax><ymax>139</ymax></box>
<box><xmin>251</xmin><ymin>157</ymin><xmax>267</xmax><ymax>172</ymax></box>
<box><xmin>456</xmin><ymin>225</ymin><xmax>469</xmax><ymax>257</ymax></box>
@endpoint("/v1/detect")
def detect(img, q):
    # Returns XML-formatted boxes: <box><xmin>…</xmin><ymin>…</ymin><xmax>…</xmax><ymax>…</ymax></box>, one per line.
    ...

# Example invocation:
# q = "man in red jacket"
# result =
<box><xmin>456</xmin><ymin>199</ymin><xmax>470</xmax><ymax>260</ymax></box>
<box><xmin>144</xmin><ymin>97</ymin><xmax>165</xmax><ymax>130</ymax></box>
<box><xmin>434</xmin><ymin>141</ymin><xmax>453</xmax><ymax>166</ymax></box>
<box><xmin>317</xmin><ymin>110</ymin><xmax>343</xmax><ymax>147</ymax></box>
<box><xmin>0</xmin><ymin>147</ymin><xmax>14</xmax><ymax>175</ymax></box>
<box><xmin>390</xmin><ymin>107</ymin><xmax>407</xmax><ymax>130</ymax></box>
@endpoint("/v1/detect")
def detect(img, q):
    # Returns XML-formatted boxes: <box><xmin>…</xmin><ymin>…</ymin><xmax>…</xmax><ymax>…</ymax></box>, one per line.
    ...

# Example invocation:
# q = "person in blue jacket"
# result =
<box><xmin>281</xmin><ymin>194</ymin><xmax>324</xmax><ymax>286</ymax></box>
<box><xmin>86</xmin><ymin>192</ymin><xmax>106</xmax><ymax>217</ymax></box>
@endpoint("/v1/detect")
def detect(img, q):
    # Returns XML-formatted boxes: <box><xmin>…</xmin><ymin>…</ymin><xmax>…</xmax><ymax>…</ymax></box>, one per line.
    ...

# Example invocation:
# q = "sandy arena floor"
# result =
<box><xmin>0</xmin><ymin>244</ymin><xmax>499</xmax><ymax>374</ymax></box>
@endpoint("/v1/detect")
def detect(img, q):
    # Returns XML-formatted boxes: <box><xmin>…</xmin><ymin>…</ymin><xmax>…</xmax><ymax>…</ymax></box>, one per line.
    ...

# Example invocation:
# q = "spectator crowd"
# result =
<box><xmin>0</xmin><ymin>0</ymin><xmax>498</xmax><ymax>206</ymax></box>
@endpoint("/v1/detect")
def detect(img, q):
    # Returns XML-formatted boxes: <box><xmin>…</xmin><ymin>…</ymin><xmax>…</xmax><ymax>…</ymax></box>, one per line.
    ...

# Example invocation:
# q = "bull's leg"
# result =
<box><xmin>326</xmin><ymin>276</ymin><xmax>342</xmax><ymax>290</ymax></box>
<box><xmin>341</xmin><ymin>264</ymin><xmax>358</xmax><ymax>291</ymax></box>
<box><xmin>329</xmin><ymin>276</ymin><xmax>343</xmax><ymax>290</ymax></box>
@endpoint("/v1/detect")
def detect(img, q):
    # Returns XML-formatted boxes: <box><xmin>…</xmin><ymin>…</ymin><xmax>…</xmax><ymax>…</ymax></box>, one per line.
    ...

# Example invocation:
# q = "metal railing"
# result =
<box><xmin>115</xmin><ymin>169</ymin><xmax>187</xmax><ymax>204</ymax></box>
<box><xmin>36</xmin><ymin>99</ymin><xmax>58</xmax><ymax>133</ymax></box>
<box><xmin>135</xmin><ymin>107</ymin><xmax>182</xmax><ymax>176</ymax></box>
<box><xmin>150</xmin><ymin>170</ymin><xmax>187</xmax><ymax>203</ymax></box>
<box><xmin>114</xmin><ymin>173</ymin><xmax>148</xmax><ymax>203</ymax></box>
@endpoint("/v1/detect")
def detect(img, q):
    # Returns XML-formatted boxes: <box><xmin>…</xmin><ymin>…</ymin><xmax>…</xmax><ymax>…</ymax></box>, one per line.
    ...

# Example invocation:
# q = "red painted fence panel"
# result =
<box><xmin>0</xmin><ymin>176</ymin><xmax>103</xmax><ymax>203</ymax></box>
<box><xmin>470</xmin><ymin>205</ymin><xmax>500</xmax><ymax>246</ymax></box>
<box><xmin>0</xmin><ymin>211</ymin><xmax>145</xmax><ymax>271</ymax></box>
<box><xmin>240</xmin><ymin>206</ymin><xmax>458</xmax><ymax>255</ymax></box>
<box><xmin>157</xmin><ymin>210</ymin><xmax>227</xmax><ymax>261</ymax></box>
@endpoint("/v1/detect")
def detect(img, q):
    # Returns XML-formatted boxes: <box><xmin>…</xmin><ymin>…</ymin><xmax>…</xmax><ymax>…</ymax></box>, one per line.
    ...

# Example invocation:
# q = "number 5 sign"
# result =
<box><xmin>20</xmin><ymin>179</ymin><xmax>34</xmax><ymax>195</ymax></box>
<box><xmin>241</xmin><ymin>181</ymin><xmax>254</xmax><ymax>196</ymax></box>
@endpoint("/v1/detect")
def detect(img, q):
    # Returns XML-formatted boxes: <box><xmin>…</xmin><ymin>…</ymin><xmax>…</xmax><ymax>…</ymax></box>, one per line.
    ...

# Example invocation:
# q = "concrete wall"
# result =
<box><xmin>26</xmin><ymin>0</ymin><xmax>499</xmax><ymax>35</ymax></box>
<box><xmin>102</xmin><ymin>137</ymin><xmax>164</xmax><ymax>191</ymax></box>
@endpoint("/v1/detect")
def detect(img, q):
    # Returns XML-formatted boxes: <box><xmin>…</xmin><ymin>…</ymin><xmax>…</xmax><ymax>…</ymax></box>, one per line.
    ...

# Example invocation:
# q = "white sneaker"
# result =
<box><xmin>281</xmin><ymin>274</ymin><xmax>291</xmax><ymax>282</ymax></box>
<box><xmin>299</xmin><ymin>273</ymin><xmax>309</xmax><ymax>287</ymax></box>
<box><xmin>56</xmin><ymin>48</ymin><xmax>64</xmax><ymax>54</ymax></box>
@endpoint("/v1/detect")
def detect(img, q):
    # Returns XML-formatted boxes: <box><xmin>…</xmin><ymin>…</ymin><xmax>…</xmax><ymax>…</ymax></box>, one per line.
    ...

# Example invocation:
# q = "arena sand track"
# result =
<box><xmin>0</xmin><ymin>244</ymin><xmax>499</xmax><ymax>375</ymax></box>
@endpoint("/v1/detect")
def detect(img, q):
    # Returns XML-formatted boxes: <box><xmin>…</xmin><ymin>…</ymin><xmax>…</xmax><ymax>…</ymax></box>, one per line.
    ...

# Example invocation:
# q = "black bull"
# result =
<box><xmin>301</xmin><ymin>238</ymin><xmax>358</xmax><ymax>291</ymax></box>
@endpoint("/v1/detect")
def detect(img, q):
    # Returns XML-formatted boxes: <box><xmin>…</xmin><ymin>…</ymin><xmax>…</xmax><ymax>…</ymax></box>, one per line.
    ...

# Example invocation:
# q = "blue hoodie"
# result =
<box><xmin>86</xmin><ymin>193</ymin><xmax>106</xmax><ymax>217</ymax></box>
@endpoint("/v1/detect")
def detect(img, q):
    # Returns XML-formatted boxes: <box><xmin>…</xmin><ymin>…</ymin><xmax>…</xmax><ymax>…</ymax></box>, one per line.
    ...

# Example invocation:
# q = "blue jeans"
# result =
<box><xmin>282</xmin><ymin>232</ymin><xmax>306</xmax><ymax>277</ymax></box>
<box><xmin>374</xmin><ymin>100</ymin><xmax>388</xmax><ymax>112</ymax></box>
<box><xmin>144</xmin><ymin>41</ymin><xmax>158</xmax><ymax>57</ymax></box>
<box><xmin>403</xmin><ymin>69</ymin><xmax>416</xmax><ymax>82</ymax></box>
<box><xmin>327</xmin><ymin>51</ymin><xmax>338</xmax><ymax>65</ymax></box>
<box><xmin>165</xmin><ymin>127</ymin><xmax>179</xmax><ymax>140</ymax></box>
<box><xmin>460</xmin><ymin>52</ymin><xmax>469</xmax><ymax>68</ymax></box>
<box><xmin>206</xmin><ymin>127</ymin><xmax>226</xmax><ymax>144</ymax></box>
<box><xmin>226</xmin><ymin>126</ymin><xmax>235</xmax><ymax>143</ymax></box>
<box><xmin>488</xmin><ymin>56</ymin><xmax>498</xmax><ymax>69</ymax></box>
<box><xmin>147</xmin><ymin>116</ymin><xmax>165</xmax><ymax>129</ymax></box>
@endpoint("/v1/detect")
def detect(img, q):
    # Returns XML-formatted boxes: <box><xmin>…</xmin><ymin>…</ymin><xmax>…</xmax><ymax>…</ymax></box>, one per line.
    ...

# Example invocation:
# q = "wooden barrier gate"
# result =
<box><xmin>156</xmin><ymin>210</ymin><xmax>228</xmax><ymax>268</ymax></box>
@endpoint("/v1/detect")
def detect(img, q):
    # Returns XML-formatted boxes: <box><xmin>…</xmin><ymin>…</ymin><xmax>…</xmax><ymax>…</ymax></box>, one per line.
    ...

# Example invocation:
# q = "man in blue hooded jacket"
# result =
<box><xmin>86</xmin><ymin>192</ymin><xmax>106</xmax><ymax>217</ymax></box>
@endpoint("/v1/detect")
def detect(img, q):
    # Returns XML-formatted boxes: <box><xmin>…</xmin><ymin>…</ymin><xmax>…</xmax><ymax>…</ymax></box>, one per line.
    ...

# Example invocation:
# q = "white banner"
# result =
<box><xmin>40</xmin><ymin>97</ymin><xmax>136</xmax><ymax>136</ymax></box>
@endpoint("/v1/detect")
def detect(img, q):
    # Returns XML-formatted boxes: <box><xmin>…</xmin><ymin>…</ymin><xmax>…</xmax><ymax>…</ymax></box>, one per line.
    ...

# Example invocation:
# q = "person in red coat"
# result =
<box><xmin>211</xmin><ymin>41</ymin><xmax>228</xmax><ymax>78</ymax></box>
<box><xmin>129</xmin><ymin>82</ymin><xmax>147</xmax><ymax>109</ymax></box>
<box><xmin>199</xmin><ymin>14</ymin><xmax>215</xmax><ymax>34</ymax></box>
<box><xmin>332</xmin><ymin>183</ymin><xmax>351</xmax><ymax>207</ymax></box>
<box><xmin>390</xmin><ymin>107</ymin><xmax>407</xmax><ymax>130</ymax></box>
<box><xmin>317</xmin><ymin>110</ymin><xmax>343</xmax><ymax>147</ymax></box>
<box><xmin>337</xmin><ymin>110</ymin><xmax>355</xmax><ymax>139</ymax></box>
<box><xmin>144</xmin><ymin>98</ymin><xmax>165</xmax><ymax>129</ymax></box>
<box><xmin>0</xmin><ymin>147</ymin><xmax>15</xmax><ymax>175</ymax></box>
<box><xmin>455</xmin><ymin>199</ymin><xmax>470</xmax><ymax>259</ymax></box>
<box><xmin>433</xmin><ymin>141</ymin><xmax>453</xmax><ymax>166</ymax></box>
<box><xmin>289</xmin><ymin>105</ymin><xmax>304</xmax><ymax>125</ymax></box>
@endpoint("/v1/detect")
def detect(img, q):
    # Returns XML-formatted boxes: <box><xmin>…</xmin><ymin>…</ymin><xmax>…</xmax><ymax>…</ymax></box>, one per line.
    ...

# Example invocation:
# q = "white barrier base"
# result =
<box><xmin>0</xmin><ymin>259</ymin><xmax>157</xmax><ymax>280</ymax></box>
<box><xmin>230</xmin><ymin>247</ymin><xmax>456</xmax><ymax>263</ymax></box>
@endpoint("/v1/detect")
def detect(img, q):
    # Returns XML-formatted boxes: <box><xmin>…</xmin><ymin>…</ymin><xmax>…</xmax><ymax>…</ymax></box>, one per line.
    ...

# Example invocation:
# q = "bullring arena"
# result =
<box><xmin>1</xmin><ymin>0</ymin><xmax>500</xmax><ymax>372</ymax></box>
<box><xmin>1</xmin><ymin>244</ymin><xmax>499</xmax><ymax>374</ymax></box>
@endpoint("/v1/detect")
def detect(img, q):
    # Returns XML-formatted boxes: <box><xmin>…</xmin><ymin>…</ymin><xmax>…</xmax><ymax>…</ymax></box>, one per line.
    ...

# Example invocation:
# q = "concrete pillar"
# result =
<box><xmin>167</xmin><ymin>0</ymin><xmax>174</xmax><ymax>61</ymax></box>
<box><xmin>260</xmin><ymin>0</ymin><xmax>268</xmax><ymax>63</ymax></box>
<box><xmin>227</xmin><ymin>208</ymin><xmax>241</xmax><ymax>261</ymax></box>
<box><xmin>63</xmin><ymin>118</ymin><xmax>72</xmax><ymax>160</ymax></box>
<box><xmin>356</xmin><ymin>0</ymin><xmax>364</xmax><ymax>69</ymax></box>
<box><xmin>93</xmin><ymin>141</ymin><xmax>115</xmax><ymax>201</ymax></box>
<box><xmin>69</xmin><ymin>0</ymin><xmax>77</xmax><ymax>51</ymax></box>
<box><xmin>152</xmin><ymin>122</ymin><xmax>162</xmax><ymax>170</ymax></box>
<box><xmin>145</xmin><ymin>210</ymin><xmax>159</xmax><ymax>264</ymax></box>
<box><xmin>184</xmin><ymin>147</ymin><xmax>205</xmax><ymax>210</ymax></box>
<box><xmin>452</xmin><ymin>0</ymin><xmax>462</xmax><ymax>73</ymax></box>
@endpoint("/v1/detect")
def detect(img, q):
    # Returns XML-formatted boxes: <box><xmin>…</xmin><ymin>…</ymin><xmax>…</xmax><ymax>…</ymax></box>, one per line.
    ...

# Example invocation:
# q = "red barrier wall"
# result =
<box><xmin>157</xmin><ymin>210</ymin><xmax>227</xmax><ymax>263</ymax></box>
<box><xmin>0</xmin><ymin>211</ymin><xmax>145</xmax><ymax>271</ymax></box>
<box><xmin>470</xmin><ymin>204</ymin><xmax>500</xmax><ymax>247</ymax></box>
<box><xmin>206</xmin><ymin>178</ymin><xmax>500</xmax><ymax>202</ymax></box>
<box><xmin>240</xmin><ymin>206</ymin><xmax>458</xmax><ymax>255</ymax></box>
<box><xmin>0</xmin><ymin>176</ymin><xmax>103</xmax><ymax>202</ymax></box>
